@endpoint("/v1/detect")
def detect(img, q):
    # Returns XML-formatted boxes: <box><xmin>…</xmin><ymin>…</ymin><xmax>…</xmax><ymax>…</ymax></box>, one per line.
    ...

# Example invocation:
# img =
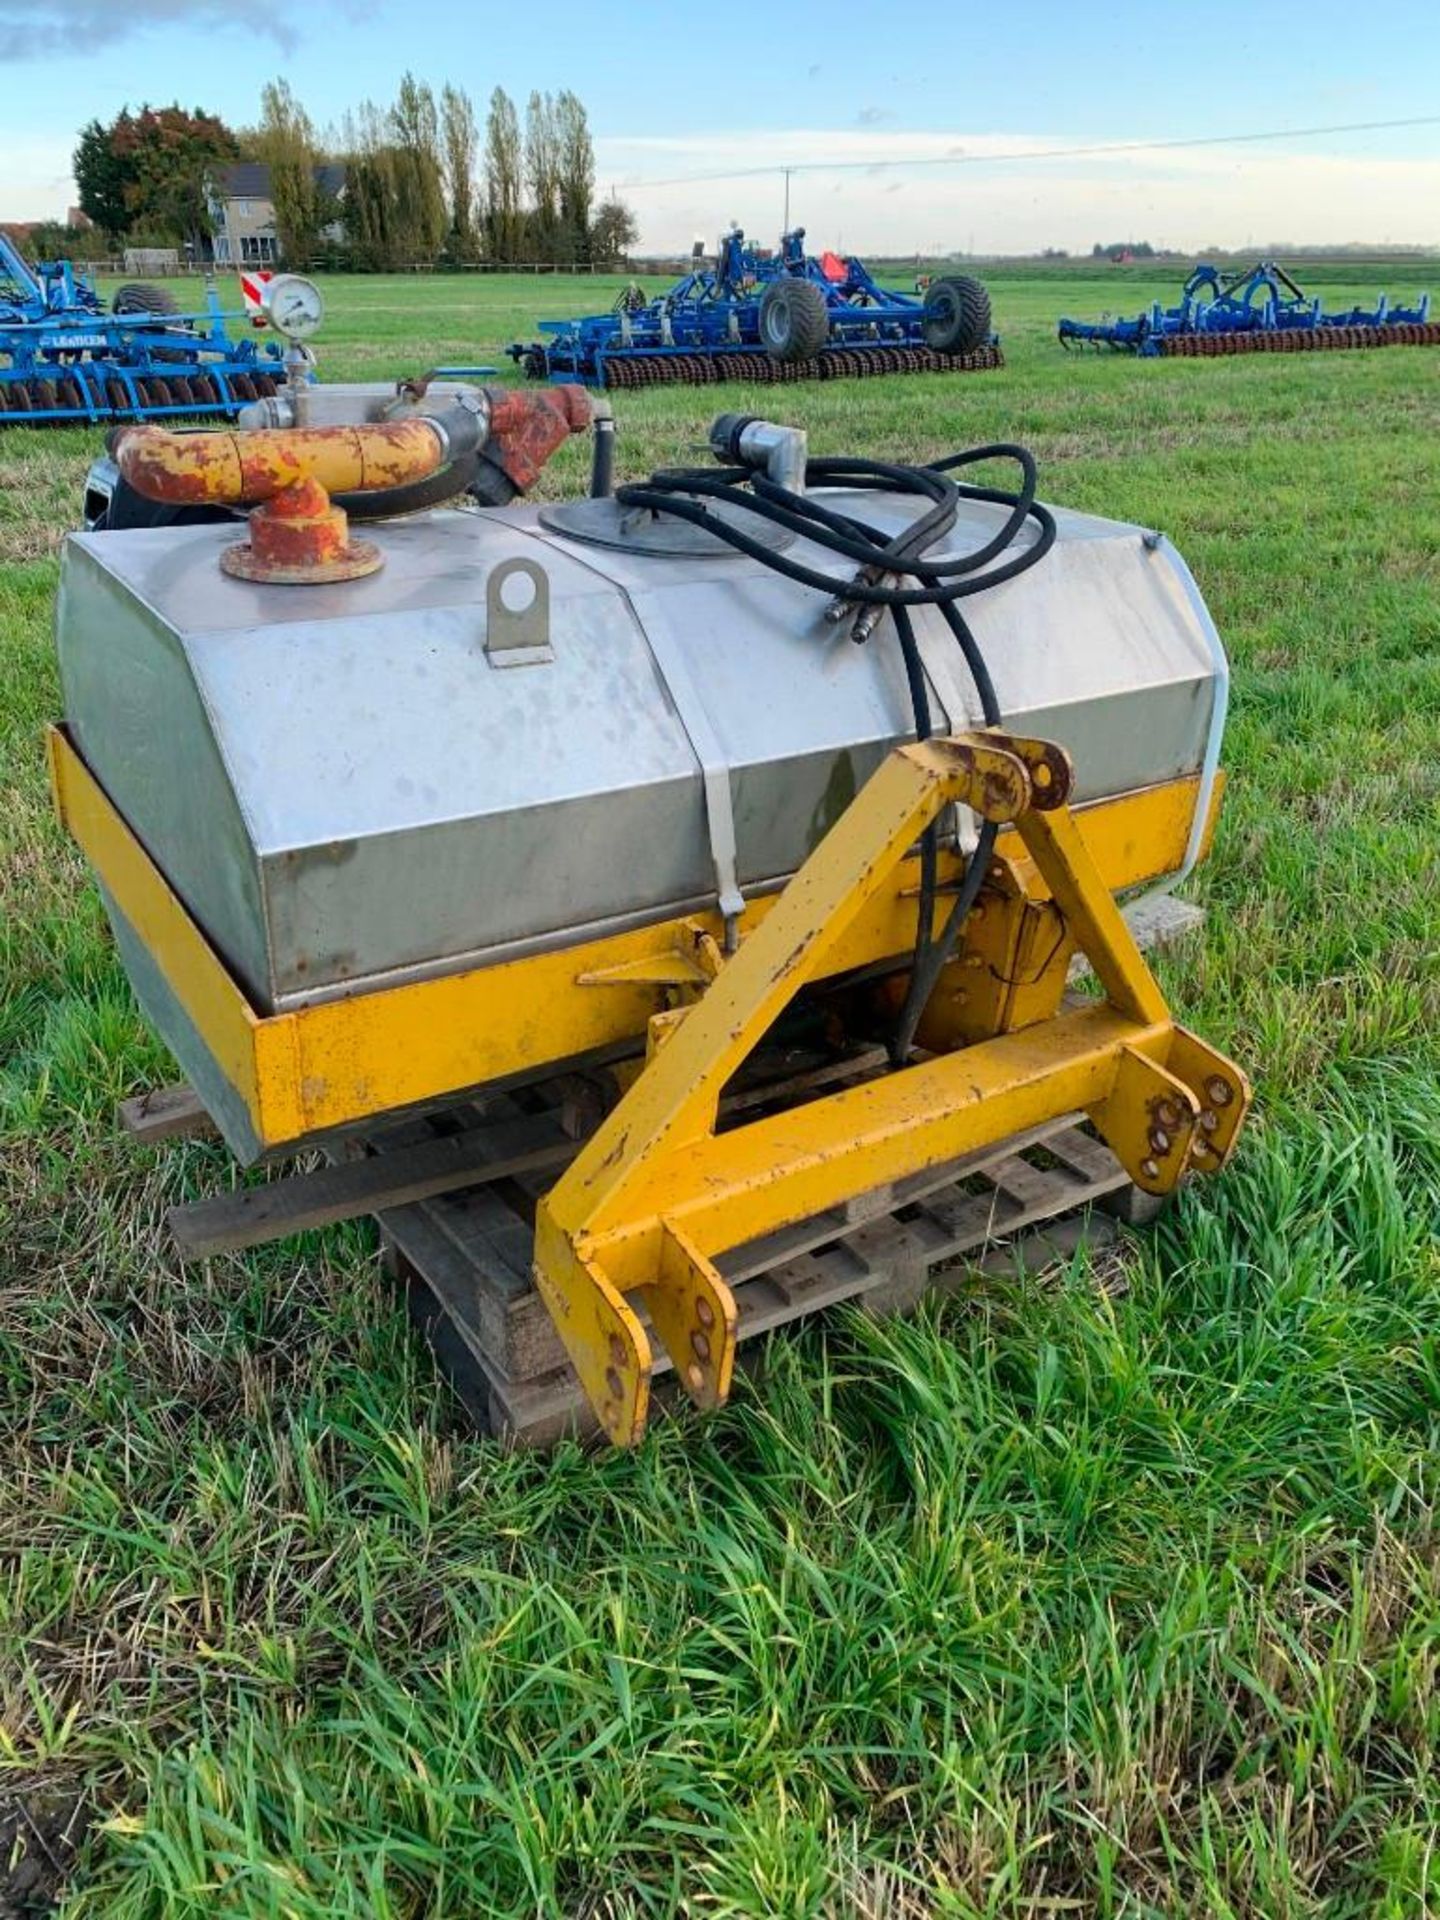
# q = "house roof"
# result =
<box><xmin>217</xmin><ymin>162</ymin><xmax>272</xmax><ymax>199</ymax></box>
<box><xmin>215</xmin><ymin>162</ymin><xmax>346</xmax><ymax>201</ymax></box>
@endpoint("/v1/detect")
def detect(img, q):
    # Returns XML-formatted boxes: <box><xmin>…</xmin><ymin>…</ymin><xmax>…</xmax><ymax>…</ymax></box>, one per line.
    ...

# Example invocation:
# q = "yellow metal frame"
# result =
<box><xmin>48</xmin><ymin>724</ymin><xmax>1222</xmax><ymax>1156</ymax></box>
<box><xmin>533</xmin><ymin>732</ymin><xmax>1250</xmax><ymax>1446</ymax></box>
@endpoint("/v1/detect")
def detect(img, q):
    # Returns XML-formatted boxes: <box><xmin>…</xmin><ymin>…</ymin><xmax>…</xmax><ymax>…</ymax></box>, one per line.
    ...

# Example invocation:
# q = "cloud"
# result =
<box><xmin>855</xmin><ymin>107</ymin><xmax>895</xmax><ymax>127</ymax></box>
<box><xmin>597</xmin><ymin>127</ymin><xmax>1440</xmax><ymax>256</ymax></box>
<box><xmin>0</xmin><ymin>0</ymin><xmax>323</xmax><ymax>58</ymax></box>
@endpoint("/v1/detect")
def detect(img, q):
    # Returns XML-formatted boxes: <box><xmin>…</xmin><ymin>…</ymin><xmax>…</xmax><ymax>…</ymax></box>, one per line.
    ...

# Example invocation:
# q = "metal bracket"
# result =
<box><xmin>484</xmin><ymin>558</ymin><xmax>553</xmax><ymax>667</ymax></box>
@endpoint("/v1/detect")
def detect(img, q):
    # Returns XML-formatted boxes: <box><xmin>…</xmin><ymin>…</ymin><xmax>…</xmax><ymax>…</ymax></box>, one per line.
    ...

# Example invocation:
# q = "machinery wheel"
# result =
<box><xmin>58</xmin><ymin>377</ymin><xmax>85</xmax><ymax>413</ymax></box>
<box><xmin>7</xmin><ymin>381</ymin><xmax>31</xmax><ymax>414</ymax></box>
<box><xmin>142</xmin><ymin>377</ymin><xmax>173</xmax><ymax>409</ymax></box>
<box><xmin>921</xmin><ymin>275</ymin><xmax>992</xmax><ymax>354</ymax></box>
<box><xmin>168</xmin><ymin>376</ymin><xmax>195</xmax><ymax>407</ymax></box>
<box><xmin>31</xmin><ymin>378</ymin><xmax>58</xmax><ymax>415</ymax></box>
<box><xmin>113</xmin><ymin>282</ymin><xmax>181</xmax><ymax>317</ymax></box>
<box><xmin>758</xmin><ymin>279</ymin><xmax>831</xmax><ymax>362</ymax></box>
<box><xmin>230</xmin><ymin>374</ymin><xmax>257</xmax><ymax>402</ymax></box>
<box><xmin>106</xmin><ymin>377</ymin><xmax>132</xmax><ymax>414</ymax></box>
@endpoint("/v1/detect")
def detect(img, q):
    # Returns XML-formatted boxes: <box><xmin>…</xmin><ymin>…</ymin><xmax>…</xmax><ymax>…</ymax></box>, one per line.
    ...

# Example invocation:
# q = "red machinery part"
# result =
<box><xmin>112</xmin><ymin>386</ymin><xmax>594</xmax><ymax>583</ymax></box>
<box><xmin>483</xmin><ymin>385</ymin><xmax>593</xmax><ymax>492</ymax></box>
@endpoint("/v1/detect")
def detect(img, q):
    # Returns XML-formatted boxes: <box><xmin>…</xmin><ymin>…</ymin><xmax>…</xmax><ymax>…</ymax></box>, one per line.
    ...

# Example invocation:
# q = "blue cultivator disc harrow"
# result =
<box><xmin>1058</xmin><ymin>260</ymin><xmax>1437</xmax><ymax>359</ymax></box>
<box><xmin>509</xmin><ymin>228</ymin><xmax>1002</xmax><ymax>388</ymax></box>
<box><xmin>0</xmin><ymin>235</ymin><xmax>289</xmax><ymax>425</ymax></box>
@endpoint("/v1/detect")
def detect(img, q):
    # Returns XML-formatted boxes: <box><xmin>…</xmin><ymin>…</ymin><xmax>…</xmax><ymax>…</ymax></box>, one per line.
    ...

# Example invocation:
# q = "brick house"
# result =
<box><xmin>206</xmin><ymin>162</ymin><xmax>345</xmax><ymax>267</ymax></box>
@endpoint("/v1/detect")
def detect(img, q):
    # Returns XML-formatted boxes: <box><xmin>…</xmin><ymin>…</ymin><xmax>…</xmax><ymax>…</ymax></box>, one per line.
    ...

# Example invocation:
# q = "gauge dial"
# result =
<box><xmin>263</xmin><ymin>274</ymin><xmax>325</xmax><ymax>341</ymax></box>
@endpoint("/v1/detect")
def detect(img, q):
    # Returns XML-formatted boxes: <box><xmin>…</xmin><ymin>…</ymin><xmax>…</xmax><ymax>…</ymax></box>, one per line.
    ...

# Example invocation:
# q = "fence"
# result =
<box><xmin>87</xmin><ymin>256</ymin><xmax>635</xmax><ymax>277</ymax></box>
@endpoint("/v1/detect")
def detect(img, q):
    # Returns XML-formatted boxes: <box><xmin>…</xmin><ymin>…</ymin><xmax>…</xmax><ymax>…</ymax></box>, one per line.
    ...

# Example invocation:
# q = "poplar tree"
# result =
<box><xmin>555</xmin><ymin>91</ymin><xmax>595</xmax><ymax>265</ymax></box>
<box><xmin>483</xmin><ymin>87</ymin><xmax>524</xmax><ymax>265</ymax></box>
<box><xmin>440</xmin><ymin>84</ymin><xmax>480</xmax><ymax>261</ymax></box>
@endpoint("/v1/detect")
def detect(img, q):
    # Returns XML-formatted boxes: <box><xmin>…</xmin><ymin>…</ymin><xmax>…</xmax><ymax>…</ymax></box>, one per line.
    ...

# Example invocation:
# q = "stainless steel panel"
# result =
<box><xmin>57</xmin><ymin>489</ymin><xmax>1226</xmax><ymax>1030</ymax></box>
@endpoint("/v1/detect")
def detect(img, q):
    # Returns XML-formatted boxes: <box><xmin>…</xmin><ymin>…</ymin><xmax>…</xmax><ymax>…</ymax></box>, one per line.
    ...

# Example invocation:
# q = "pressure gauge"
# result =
<box><xmin>263</xmin><ymin>274</ymin><xmax>325</xmax><ymax>341</ymax></box>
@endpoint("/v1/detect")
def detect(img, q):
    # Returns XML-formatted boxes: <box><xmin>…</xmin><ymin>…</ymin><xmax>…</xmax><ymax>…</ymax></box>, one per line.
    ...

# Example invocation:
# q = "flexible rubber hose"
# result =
<box><xmin>615</xmin><ymin>443</ymin><xmax>1054</xmax><ymax>1062</ymax></box>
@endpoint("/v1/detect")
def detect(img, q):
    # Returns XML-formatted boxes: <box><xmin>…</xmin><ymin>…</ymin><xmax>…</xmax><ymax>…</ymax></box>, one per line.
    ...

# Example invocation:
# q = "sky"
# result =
<box><xmin>3</xmin><ymin>0</ymin><xmax>1439</xmax><ymax>255</ymax></box>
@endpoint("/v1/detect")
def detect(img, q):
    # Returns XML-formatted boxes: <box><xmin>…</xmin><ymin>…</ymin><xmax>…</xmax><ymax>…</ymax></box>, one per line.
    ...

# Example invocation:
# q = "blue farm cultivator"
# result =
<box><xmin>509</xmin><ymin>228</ymin><xmax>1001</xmax><ymax>388</ymax></box>
<box><xmin>0</xmin><ymin>234</ymin><xmax>289</xmax><ymax>425</ymax></box>
<box><xmin>1058</xmin><ymin>259</ymin><xmax>1438</xmax><ymax>359</ymax></box>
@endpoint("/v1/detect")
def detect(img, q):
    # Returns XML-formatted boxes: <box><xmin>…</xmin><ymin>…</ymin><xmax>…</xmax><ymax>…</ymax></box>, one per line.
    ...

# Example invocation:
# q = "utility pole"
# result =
<box><xmin>782</xmin><ymin>167</ymin><xmax>793</xmax><ymax>230</ymax></box>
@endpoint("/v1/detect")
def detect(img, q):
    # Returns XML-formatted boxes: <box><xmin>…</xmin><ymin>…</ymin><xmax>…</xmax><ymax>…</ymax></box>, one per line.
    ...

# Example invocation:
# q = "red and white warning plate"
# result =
<box><xmin>238</xmin><ymin>269</ymin><xmax>274</xmax><ymax>326</ymax></box>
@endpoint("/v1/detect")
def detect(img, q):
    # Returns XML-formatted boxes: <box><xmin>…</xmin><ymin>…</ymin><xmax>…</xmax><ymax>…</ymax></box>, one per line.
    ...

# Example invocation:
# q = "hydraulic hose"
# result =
<box><xmin>615</xmin><ymin>442</ymin><xmax>1055</xmax><ymax>1064</ymax></box>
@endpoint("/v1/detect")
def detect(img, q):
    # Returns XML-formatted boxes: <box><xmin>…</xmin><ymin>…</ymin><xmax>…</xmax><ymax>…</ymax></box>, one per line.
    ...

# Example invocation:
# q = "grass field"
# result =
<box><xmin>2</xmin><ymin>268</ymin><xmax>1440</xmax><ymax>1917</ymax></box>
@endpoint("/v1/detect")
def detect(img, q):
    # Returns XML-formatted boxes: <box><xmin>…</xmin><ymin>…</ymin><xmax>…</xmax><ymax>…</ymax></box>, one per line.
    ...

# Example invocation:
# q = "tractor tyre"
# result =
<box><xmin>113</xmin><ymin>282</ymin><xmax>182</xmax><ymax>317</ymax></box>
<box><xmin>921</xmin><ymin>275</ymin><xmax>992</xmax><ymax>354</ymax></box>
<box><xmin>758</xmin><ymin>279</ymin><xmax>831</xmax><ymax>363</ymax></box>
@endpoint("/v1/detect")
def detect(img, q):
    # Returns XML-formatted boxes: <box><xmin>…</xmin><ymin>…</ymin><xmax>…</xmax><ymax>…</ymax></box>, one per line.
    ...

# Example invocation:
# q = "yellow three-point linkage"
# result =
<box><xmin>529</xmin><ymin>728</ymin><xmax>1250</xmax><ymax>1446</ymax></box>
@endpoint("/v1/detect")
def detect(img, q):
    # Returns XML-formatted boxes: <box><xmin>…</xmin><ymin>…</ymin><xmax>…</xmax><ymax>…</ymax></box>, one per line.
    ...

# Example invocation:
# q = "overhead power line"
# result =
<box><xmin>616</xmin><ymin>113</ymin><xmax>1440</xmax><ymax>192</ymax></box>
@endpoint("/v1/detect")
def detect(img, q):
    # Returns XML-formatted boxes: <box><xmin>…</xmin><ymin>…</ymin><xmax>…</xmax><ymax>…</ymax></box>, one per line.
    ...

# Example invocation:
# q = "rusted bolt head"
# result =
<box><xmin>1206</xmin><ymin>1076</ymin><xmax>1234</xmax><ymax>1108</ymax></box>
<box><xmin>1156</xmin><ymin>1099</ymin><xmax>1182</xmax><ymax>1130</ymax></box>
<box><xmin>989</xmin><ymin>864</ymin><xmax>1005</xmax><ymax>882</ymax></box>
<box><xmin>609</xmin><ymin>1333</ymin><xmax>627</xmax><ymax>1367</ymax></box>
<box><xmin>696</xmin><ymin>1297</ymin><xmax>715</xmax><ymax>1330</ymax></box>
<box><xmin>1149</xmin><ymin>1127</ymin><xmax>1171</xmax><ymax>1154</ymax></box>
<box><xmin>604</xmin><ymin>1366</ymin><xmax>623</xmax><ymax>1400</ymax></box>
<box><xmin>1191</xmin><ymin>1136</ymin><xmax>1213</xmax><ymax>1160</ymax></box>
<box><xmin>1033</xmin><ymin>761</ymin><xmax>1052</xmax><ymax>789</ymax></box>
<box><xmin>1200</xmin><ymin>1109</ymin><xmax>1219</xmax><ymax>1133</ymax></box>
<box><xmin>691</xmin><ymin>1330</ymin><xmax>711</xmax><ymax>1363</ymax></box>
<box><xmin>686</xmin><ymin>1363</ymin><xmax>704</xmax><ymax>1392</ymax></box>
<box><xmin>1141</xmin><ymin>1157</ymin><xmax>1160</xmax><ymax>1181</ymax></box>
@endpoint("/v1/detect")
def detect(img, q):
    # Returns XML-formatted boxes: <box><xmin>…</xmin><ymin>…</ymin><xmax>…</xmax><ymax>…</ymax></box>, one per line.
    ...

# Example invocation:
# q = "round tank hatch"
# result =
<box><xmin>538</xmin><ymin>496</ymin><xmax>794</xmax><ymax>558</ymax></box>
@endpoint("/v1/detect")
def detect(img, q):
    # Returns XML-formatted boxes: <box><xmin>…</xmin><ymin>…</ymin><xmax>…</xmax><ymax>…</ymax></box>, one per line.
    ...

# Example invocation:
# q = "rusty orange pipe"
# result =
<box><xmin>116</xmin><ymin>419</ymin><xmax>447</xmax><ymax>509</ymax></box>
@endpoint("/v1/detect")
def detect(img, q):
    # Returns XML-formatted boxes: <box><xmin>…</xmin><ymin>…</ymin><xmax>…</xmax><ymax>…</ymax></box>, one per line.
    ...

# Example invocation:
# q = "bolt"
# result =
<box><xmin>1149</xmin><ymin>1127</ymin><xmax>1171</xmax><ymax>1154</ymax></box>
<box><xmin>686</xmin><ymin>1363</ymin><xmax>705</xmax><ymax>1392</ymax></box>
<box><xmin>1200</xmin><ymin>1108</ymin><xmax>1219</xmax><ymax>1133</ymax></box>
<box><xmin>696</xmin><ymin>1297</ymin><xmax>715</xmax><ymax>1330</ymax></box>
<box><xmin>1191</xmin><ymin>1137</ymin><xmax>1212</xmax><ymax>1161</ymax></box>
<box><xmin>989</xmin><ymin>864</ymin><xmax>1005</xmax><ymax>882</ymax></box>
<box><xmin>691</xmin><ymin>1330</ymin><xmax>711</xmax><ymax>1363</ymax></box>
<box><xmin>1206</xmin><ymin>1076</ymin><xmax>1234</xmax><ymax>1108</ymax></box>
<box><xmin>1141</xmin><ymin>1157</ymin><xmax>1160</xmax><ymax>1181</ymax></box>
<box><xmin>609</xmin><ymin>1334</ymin><xmax>627</xmax><ymax>1367</ymax></box>
<box><xmin>1156</xmin><ymin>1099</ymin><xmax>1182</xmax><ymax>1130</ymax></box>
<box><xmin>605</xmin><ymin>1366</ymin><xmax>623</xmax><ymax>1400</ymax></box>
<box><xmin>970</xmin><ymin>900</ymin><xmax>986</xmax><ymax>921</ymax></box>
<box><xmin>965</xmin><ymin>953</ymin><xmax>985</xmax><ymax>969</ymax></box>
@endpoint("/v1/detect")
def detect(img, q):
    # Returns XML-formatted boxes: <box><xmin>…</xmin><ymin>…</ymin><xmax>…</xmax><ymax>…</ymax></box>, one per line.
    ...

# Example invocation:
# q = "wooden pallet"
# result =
<box><xmin>375</xmin><ymin>1099</ymin><xmax>1134</xmax><ymax>1447</ymax></box>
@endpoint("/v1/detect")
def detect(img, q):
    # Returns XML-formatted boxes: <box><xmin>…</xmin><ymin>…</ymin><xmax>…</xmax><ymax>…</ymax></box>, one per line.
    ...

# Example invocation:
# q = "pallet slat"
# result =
<box><xmin>169</xmin><ymin>1110</ymin><xmax>574</xmax><ymax>1260</ymax></box>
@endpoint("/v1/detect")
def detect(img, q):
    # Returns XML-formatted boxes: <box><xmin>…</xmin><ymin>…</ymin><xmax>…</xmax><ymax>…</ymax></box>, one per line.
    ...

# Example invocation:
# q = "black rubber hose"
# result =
<box><xmin>336</xmin><ymin>450</ymin><xmax>480</xmax><ymax>520</ymax></box>
<box><xmin>614</xmin><ymin>441</ymin><xmax>1054</xmax><ymax>1063</ymax></box>
<box><xmin>335</xmin><ymin>401</ymin><xmax>487</xmax><ymax>519</ymax></box>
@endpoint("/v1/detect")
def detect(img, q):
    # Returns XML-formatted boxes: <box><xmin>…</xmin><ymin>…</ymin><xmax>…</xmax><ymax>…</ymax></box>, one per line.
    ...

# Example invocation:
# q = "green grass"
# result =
<box><xmin>2</xmin><ymin>271</ymin><xmax>1440</xmax><ymax>1917</ymax></box>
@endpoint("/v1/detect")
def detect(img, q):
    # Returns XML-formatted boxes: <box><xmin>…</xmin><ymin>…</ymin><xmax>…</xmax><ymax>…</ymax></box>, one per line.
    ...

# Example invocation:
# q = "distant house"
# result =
<box><xmin>205</xmin><ymin>162</ymin><xmax>345</xmax><ymax>267</ymax></box>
